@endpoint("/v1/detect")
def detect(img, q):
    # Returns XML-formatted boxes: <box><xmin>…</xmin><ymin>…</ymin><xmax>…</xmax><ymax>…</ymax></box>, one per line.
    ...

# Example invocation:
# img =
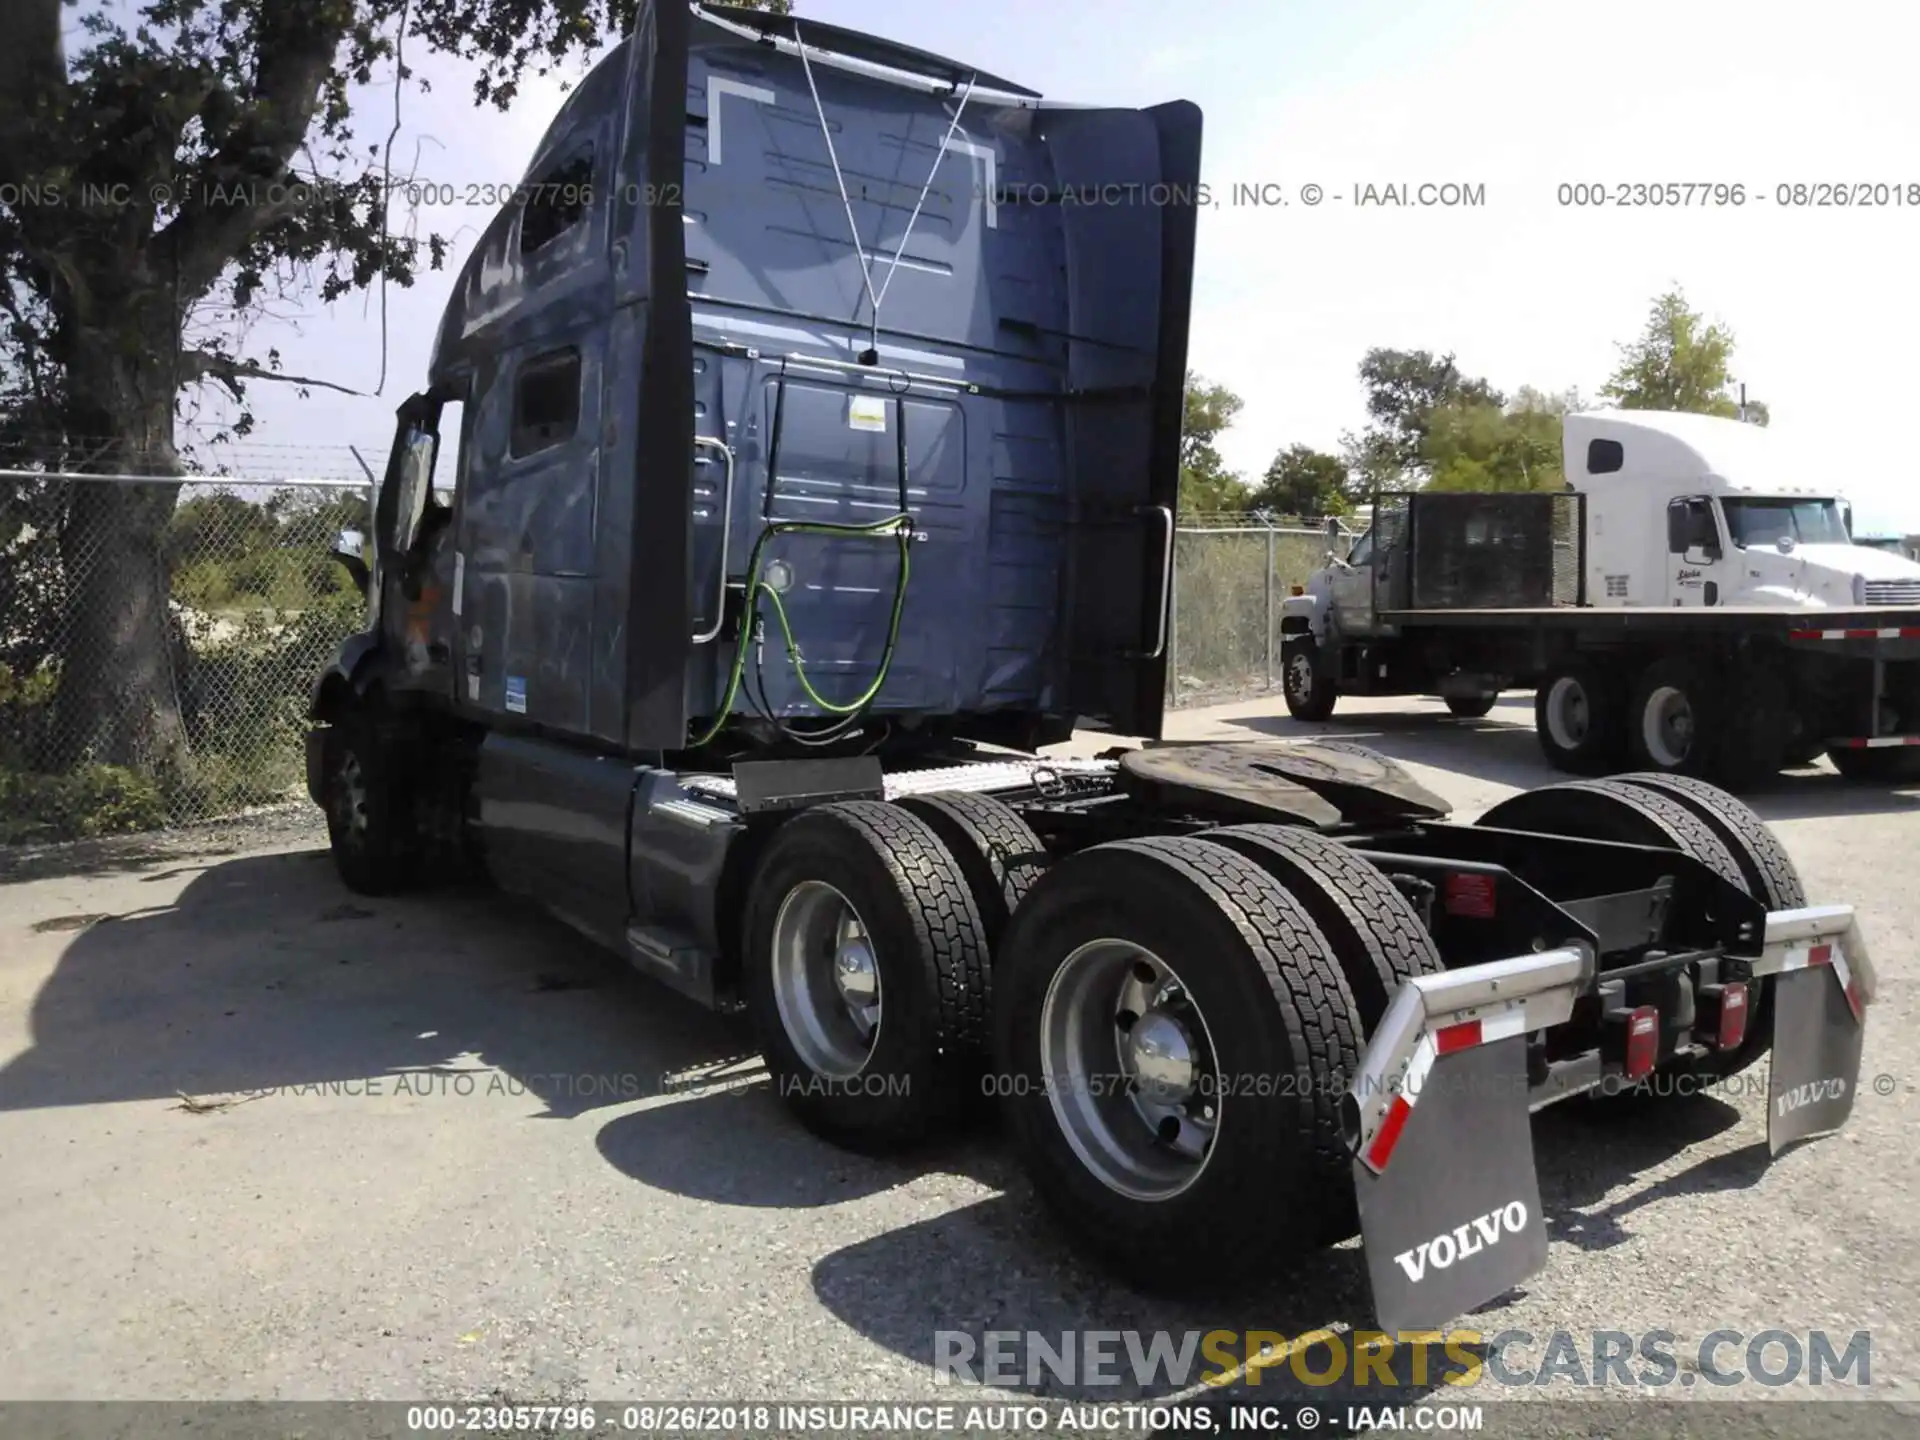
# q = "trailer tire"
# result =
<box><xmin>1607</xmin><ymin>772</ymin><xmax>1804</xmax><ymax>1080</ymax></box>
<box><xmin>1445</xmin><ymin>692</ymin><xmax>1500</xmax><ymax>719</ymax></box>
<box><xmin>744</xmin><ymin>801</ymin><xmax>990</xmax><ymax>1152</ymax></box>
<box><xmin>1828</xmin><ymin>745</ymin><xmax>1920</xmax><ymax>783</ymax></box>
<box><xmin>1282</xmin><ymin>638</ymin><xmax>1338</xmax><ymax>722</ymax></box>
<box><xmin>321</xmin><ymin>710</ymin><xmax>421</xmax><ymax>896</ymax></box>
<box><xmin>1196</xmin><ymin>825</ymin><xmax>1444</xmax><ymax>1033</ymax></box>
<box><xmin>993</xmin><ymin>836</ymin><xmax>1364</xmax><ymax>1284</ymax></box>
<box><xmin>1535</xmin><ymin>662</ymin><xmax>1627</xmax><ymax>775</ymax></box>
<box><xmin>895</xmin><ymin>792</ymin><xmax>1048</xmax><ymax>950</ymax></box>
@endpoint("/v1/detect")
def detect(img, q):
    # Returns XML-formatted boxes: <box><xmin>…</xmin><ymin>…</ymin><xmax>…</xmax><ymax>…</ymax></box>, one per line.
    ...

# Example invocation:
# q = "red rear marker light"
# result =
<box><xmin>1716</xmin><ymin>983</ymin><xmax>1749</xmax><ymax>1051</ymax></box>
<box><xmin>1444</xmin><ymin>872</ymin><xmax>1497</xmax><ymax>919</ymax></box>
<box><xmin>1435</xmin><ymin>1019</ymin><xmax>1482</xmax><ymax>1055</ymax></box>
<box><xmin>1624</xmin><ymin>1006</ymin><xmax>1659</xmax><ymax>1080</ymax></box>
<box><xmin>1809</xmin><ymin>943</ymin><xmax>1833</xmax><ymax>968</ymax></box>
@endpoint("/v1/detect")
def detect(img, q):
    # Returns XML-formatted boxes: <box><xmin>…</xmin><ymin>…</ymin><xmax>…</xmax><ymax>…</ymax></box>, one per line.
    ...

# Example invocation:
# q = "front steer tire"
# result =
<box><xmin>321</xmin><ymin>711</ymin><xmax>421</xmax><ymax>897</ymax></box>
<box><xmin>744</xmin><ymin>801</ymin><xmax>990</xmax><ymax>1153</ymax></box>
<box><xmin>992</xmin><ymin>836</ymin><xmax>1363</xmax><ymax>1288</ymax></box>
<box><xmin>1281</xmin><ymin>637</ymin><xmax>1339</xmax><ymax>722</ymax></box>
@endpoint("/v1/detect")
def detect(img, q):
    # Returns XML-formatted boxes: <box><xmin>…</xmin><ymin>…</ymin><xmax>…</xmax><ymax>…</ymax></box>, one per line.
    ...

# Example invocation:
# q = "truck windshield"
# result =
<box><xmin>1721</xmin><ymin>498</ymin><xmax>1851</xmax><ymax>548</ymax></box>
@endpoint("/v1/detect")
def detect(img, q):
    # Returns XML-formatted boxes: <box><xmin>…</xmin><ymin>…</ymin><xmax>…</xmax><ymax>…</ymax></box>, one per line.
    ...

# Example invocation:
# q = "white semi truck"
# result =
<box><xmin>1283</xmin><ymin>409</ymin><xmax>1920</xmax><ymax>788</ymax></box>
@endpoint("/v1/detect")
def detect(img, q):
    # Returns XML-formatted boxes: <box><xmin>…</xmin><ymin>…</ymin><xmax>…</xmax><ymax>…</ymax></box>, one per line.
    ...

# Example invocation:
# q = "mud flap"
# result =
<box><xmin>1766</xmin><ymin>946</ymin><xmax>1869</xmax><ymax>1153</ymax></box>
<box><xmin>1345</xmin><ymin>948</ymin><xmax>1588</xmax><ymax>1336</ymax></box>
<box><xmin>1354</xmin><ymin>1037</ymin><xmax>1548</xmax><ymax>1334</ymax></box>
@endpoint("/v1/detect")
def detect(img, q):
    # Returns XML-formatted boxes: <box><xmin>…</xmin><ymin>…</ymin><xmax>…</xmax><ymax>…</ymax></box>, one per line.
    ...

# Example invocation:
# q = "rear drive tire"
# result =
<box><xmin>1608</xmin><ymin>772</ymin><xmax>1804</xmax><ymax>910</ymax></box>
<box><xmin>1480</xmin><ymin>778</ymin><xmax>1766</xmax><ymax>1085</ymax></box>
<box><xmin>1478</xmin><ymin>777</ymin><xmax>1744</xmax><ymax>889</ymax></box>
<box><xmin>894</xmin><ymin>792</ymin><xmax>1047</xmax><ymax>950</ymax></box>
<box><xmin>1627</xmin><ymin>654</ymin><xmax>1746</xmax><ymax>781</ymax></box>
<box><xmin>1828</xmin><ymin>745</ymin><xmax>1920</xmax><ymax>782</ymax></box>
<box><xmin>1282</xmin><ymin>637</ymin><xmax>1338</xmax><ymax>722</ymax></box>
<box><xmin>1535</xmin><ymin>662</ymin><xmax>1628</xmax><ymax>775</ymax></box>
<box><xmin>1608</xmin><ymin>771</ymin><xmax>1803</xmax><ymax>1080</ymax></box>
<box><xmin>744</xmin><ymin>801</ymin><xmax>990</xmax><ymax>1151</ymax></box>
<box><xmin>1196</xmin><ymin>825</ymin><xmax>1443</xmax><ymax>1033</ymax></box>
<box><xmin>1445</xmin><ymin>692</ymin><xmax>1499</xmax><ymax>719</ymax></box>
<box><xmin>321</xmin><ymin>710</ymin><xmax>420</xmax><ymax>896</ymax></box>
<box><xmin>993</xmin><ymin>836</ymin><xmax>1363</xmax><ymax>1285</ymax></box>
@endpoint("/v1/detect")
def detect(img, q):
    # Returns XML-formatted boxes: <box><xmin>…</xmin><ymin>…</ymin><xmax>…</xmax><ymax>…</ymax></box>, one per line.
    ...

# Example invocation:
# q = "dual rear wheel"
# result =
<box><xmin>1535</xmin><ymin>654</ymin><xmax>1797</xmax><ymax>790</ymax></box>
<box><xmin>744</xmin><ymin>787</ymin><xmax>1441</xmax><ymax>1285</ymax></box>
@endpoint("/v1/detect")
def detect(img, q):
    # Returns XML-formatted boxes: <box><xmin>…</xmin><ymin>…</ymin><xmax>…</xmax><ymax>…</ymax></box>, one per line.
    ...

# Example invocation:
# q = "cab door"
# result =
<box><xmin>1666</xmin><ymin>496</ymin><xmax>1727</xmax><ymax>606</ymax></box>
<box><xmin>1329</xmin><ymin>528</ymin><xmax>1379</xmax><ymax>635</ymax></box>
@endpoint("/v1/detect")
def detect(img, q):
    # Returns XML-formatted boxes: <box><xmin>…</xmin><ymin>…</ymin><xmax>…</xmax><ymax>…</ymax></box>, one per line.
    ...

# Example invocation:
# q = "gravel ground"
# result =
<box><xmin>2</xmin><ymin>694</ymin><xmax>1917</xmax><ymax>1437</ymax></box>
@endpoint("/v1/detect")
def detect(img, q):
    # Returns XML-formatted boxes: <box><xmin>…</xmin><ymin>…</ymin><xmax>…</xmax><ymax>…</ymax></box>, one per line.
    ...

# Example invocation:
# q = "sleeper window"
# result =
<box><xmin>520</xmin><ymin>150</ymin><xmax>594</xmax><ymax>256</ymax></box>
<box><xmin>510</xmin><ymin>350</ymin><xmax>581</xmax><ymax>458</ymax></box>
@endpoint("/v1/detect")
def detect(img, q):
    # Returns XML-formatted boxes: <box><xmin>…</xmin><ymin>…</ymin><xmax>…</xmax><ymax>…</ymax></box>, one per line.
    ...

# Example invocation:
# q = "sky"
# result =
<box><xmin>220</xmin><ymin>0</ymin><xmax>1920</xmax><ymax>534</ymax></box>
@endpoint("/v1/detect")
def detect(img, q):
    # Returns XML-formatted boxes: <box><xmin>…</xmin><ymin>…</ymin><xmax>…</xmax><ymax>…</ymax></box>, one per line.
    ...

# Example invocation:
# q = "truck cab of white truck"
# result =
<box><xmin>1563</xmin><ymin>410</ymin><xmax>1920</xmax><ymax>610</ymax></box>
<box><xmin>1281</xmin><ymin>408</ymin><xmax>1920</xmax><ymax>787</ymax></box>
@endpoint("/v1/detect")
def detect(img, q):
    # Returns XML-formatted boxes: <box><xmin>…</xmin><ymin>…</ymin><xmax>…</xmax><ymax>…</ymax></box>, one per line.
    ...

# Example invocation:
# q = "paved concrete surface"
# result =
<box><xmin>2</xmin><ymin>694</ymin><xmax>1917</xmax><ymax>1428</ymax></box>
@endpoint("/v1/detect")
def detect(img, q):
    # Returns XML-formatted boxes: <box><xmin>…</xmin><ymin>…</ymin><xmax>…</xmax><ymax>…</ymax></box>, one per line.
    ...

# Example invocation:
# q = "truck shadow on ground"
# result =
<box><xmin>594</xmin><ymin>1070</ymin><xmax>1769</xmax><ymax>1417</ymax></box>
<box><xmin>0</xmin><ymin>849</ymin><xmax>754</xmax><ymax>1119</ymax></box>
<box><xmin>1219</xmin><ymin>701</ymin><xmax>1920</xmax><ymax>821</ymax></box>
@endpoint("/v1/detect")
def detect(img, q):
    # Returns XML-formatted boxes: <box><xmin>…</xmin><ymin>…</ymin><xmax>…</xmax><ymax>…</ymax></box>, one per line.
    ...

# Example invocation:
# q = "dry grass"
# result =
<box><xmin>1167</xmin><ymin>528</ymin><xmax>1332</xmax><ymax>707</ymax></box>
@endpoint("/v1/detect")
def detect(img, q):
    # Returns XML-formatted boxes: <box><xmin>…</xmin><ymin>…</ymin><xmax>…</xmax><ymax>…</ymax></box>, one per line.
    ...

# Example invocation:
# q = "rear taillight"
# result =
<box><xmin>1715</xmin><ymin>982</ymin><xmax>1749</xmax><ymax>1051</ymax></box>
<box><xmin>1624</xmin><ymin>1006</ymin><xmax>1659</xmax><ymax>1080</ymax></box>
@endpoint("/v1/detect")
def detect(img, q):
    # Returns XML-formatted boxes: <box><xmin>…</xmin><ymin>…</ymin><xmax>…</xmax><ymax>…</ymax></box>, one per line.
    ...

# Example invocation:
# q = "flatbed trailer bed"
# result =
<box><xmin>1380</xmin><ymin>605</ymin><xmax>1920</xmax><ymax>633</ymax></box>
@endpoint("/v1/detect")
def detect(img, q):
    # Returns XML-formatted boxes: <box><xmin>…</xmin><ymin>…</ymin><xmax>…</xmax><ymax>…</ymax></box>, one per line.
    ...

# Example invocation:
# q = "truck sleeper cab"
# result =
<box><xmin>305</xmin><ymin>2</ymin><xmax>1873</xmax><ymax>1336</ymax></box>
<box><xmin>1281</xmin><ymin>409</ymin><xmax>1920</xmax><ymax>787</ymax></box>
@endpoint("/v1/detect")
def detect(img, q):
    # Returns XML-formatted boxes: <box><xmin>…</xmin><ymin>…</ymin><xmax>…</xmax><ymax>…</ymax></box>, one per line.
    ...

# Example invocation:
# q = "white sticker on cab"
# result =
<box><xmin>848</xmin><ymin>395</ymin><xmax>888</xmax><ymax>433</ymax></box>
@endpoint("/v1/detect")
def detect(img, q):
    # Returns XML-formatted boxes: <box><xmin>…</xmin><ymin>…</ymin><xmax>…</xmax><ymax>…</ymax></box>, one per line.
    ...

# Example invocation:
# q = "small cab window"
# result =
<box><xmin>510</xmin><ymin>349</ymin><xmax>581</xmax><ymax>458</ymax></box>
<box><xmin>519</xmin><ymin>149</ymin><xmax>594</xmax><ymax>256</ymax></box>
<box><xmin>1347</xmin><ymin>530</ymin><xmax>1374</xmax><ymax>566</ymax></box>
<box><xmin>1587</xmin><ymin>438</ymin><xmax>1624</xmax><ymax>474</ymax></box>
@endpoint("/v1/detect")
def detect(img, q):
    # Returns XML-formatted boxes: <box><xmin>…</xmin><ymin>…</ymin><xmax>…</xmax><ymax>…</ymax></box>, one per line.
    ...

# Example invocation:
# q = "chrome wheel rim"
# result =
<box><xmin>333</xmin><ymin>751</ymin><xmax>369</xmax><ymax>842</ymax></box>
<box><xmin>1643</xmin><ymin>684</ymin><xmax>1694</xmax><ymax>767</ymax></box>
<box><xmin>1546</xmin><ymin>676</ymin><xmax>1591</xmax><ymax>751</ymax></box>
<box><xmin>1039</xmin><ymin>940</ymin><xmax>1221</xmax><ymax>1201</ymax></box>
<box><xmin>770</xmin><ymin>880</ymin><xmax>881</xmax><ymax>1080</ymax></box>
<box><xmin>1286</xmin><ymin>652</ymin><xmax>1316</xmax><ymax>706</ymax></box>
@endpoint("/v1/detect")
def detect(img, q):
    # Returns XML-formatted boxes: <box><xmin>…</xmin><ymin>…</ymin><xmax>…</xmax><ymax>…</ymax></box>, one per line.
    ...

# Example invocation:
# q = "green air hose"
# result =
<box><xmin>686</xmin><ymin>513</ymin><xmax>913</xmax><ymax>749</ymax></box>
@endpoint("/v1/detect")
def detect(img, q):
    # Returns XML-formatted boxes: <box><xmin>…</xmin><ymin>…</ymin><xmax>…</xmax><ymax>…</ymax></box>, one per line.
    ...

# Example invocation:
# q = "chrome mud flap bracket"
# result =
<box><xmin>1749</xmin><ymin>904</ymin><xmax>1874</xmax><ymax>1153</ymax></box>
<box><xmin>1344</xmin><ymin>948</ymin><xmax>1589</xmax><ymax>1335</ymax></box>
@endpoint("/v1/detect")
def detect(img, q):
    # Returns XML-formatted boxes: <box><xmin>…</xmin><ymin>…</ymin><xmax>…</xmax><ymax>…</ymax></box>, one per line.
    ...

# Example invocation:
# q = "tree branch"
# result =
<box><xmin>181</xmin><ymin>349</ymin><xmax>366</xmax><ymax>398</ymax></box>
<box><xmin>158</xmin><ymin>9</ymin><xmax>355</xmax><ymax>300</ymax></box>
<box><xmin>0</xmin><ymin>0</ymin><xmax>67</xmax><ymax>179</ymax></box>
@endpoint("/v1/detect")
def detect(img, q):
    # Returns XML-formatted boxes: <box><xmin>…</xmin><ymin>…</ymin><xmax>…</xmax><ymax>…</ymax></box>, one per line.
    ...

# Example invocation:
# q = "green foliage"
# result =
<box><xmin>0</xmin><ymin>764</ymin><xmax>168</xmax><ymax>845</ymax></box>
<box><xmin>1248</xmin><ymin>445</ymin><xmax>1350</xmax><ymax>517</ymax></box>
<box><xmin>1179</xmin><ymin>372</ymin><xmax>1249</xmax><ymax>514</ymax></box>
<box><xmin>1423</xmin><ymin>388</ymin><xmax>1580</xmax><ymax>493</ymax></box>
<box><xmin>1341</xmin><ymin>349</ymin><xmax>1505</xmax><ymax>492</ymax></box>
<box><xmin>1600</xmin><ymin>288</ymin><xmax>1768</xmax><ymax>425</ymax></box>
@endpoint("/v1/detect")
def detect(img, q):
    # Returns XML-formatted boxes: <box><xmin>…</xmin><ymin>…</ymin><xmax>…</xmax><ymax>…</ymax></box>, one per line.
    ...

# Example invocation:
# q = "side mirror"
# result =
<box><xmin>332</xmin><ymin>527</ymin><xmax>370</xmax><ymax>596</ymax></box>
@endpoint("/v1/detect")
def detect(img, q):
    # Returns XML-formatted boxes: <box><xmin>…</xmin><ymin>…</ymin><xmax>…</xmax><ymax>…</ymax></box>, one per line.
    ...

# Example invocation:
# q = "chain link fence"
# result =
<box><xmin>1</xmin><ymin>470</ymin><xmax>372</xmax><ymax>846</ymax></box>
<box><xmin>1167</xmin><ymin>515</ymin><xmax>1356</xmax><ymax>708</ymax></box>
